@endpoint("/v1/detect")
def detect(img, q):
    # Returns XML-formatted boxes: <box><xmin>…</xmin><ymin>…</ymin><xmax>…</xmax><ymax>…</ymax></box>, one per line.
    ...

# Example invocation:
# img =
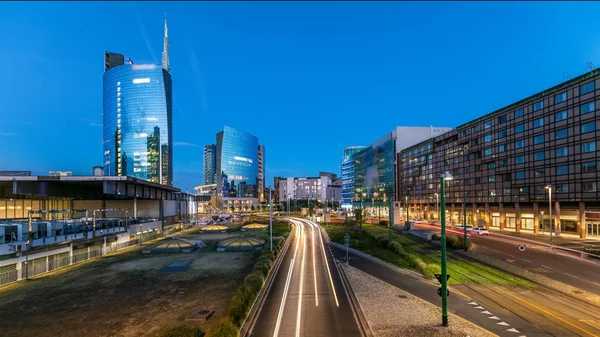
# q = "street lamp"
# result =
<box><xmin>269</xmin><ymin>188</ymin><xmax>273</xmax><ymax>252</ymax></box>
<box><xmin>545</xmin><ymin>184</ymin><xmax>553</xmax><ymax>245</ymax></box>
<box><xmin>440</xmin><ymin>171</ymin><xmax>454</xmax><ymax>327</ymax></box>
<box><xmin>406</xmin><ymin>188</ymin><xmax>411</xmax><ymax>223</ymax></box>
<box><xmin>463</xmin><ymin>190</ymin><xmax>467</xmax><ymax>252</ymax></box>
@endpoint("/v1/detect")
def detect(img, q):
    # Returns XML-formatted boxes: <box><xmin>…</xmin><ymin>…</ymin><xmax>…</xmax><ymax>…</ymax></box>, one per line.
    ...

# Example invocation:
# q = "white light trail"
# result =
<box><xmin>315</xmin><ymin>219</ymin><xmax>339</xmax><ymax>307</ymax></box>
<box><xmin>296</xmin><ymin>221</ymin><xmax>306</xmax><ymax>337</ymax></box>
<box><xmin>273</xmin><ymin>221</ymin><xmax>301</xmax><ymax>337</ymax></box>
<box><xmin>312</xmin><ymin>224</ymin><xmax>318</xmax><ymax>307</ymax></box>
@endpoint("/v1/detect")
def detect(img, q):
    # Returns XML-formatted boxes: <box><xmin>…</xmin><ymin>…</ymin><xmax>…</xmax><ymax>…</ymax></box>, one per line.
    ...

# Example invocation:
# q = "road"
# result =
<box><xmin>249</xmin><ymin>218</ymin><xmax>361</xmax><ymax>337</ymax></box>
<box><xmin>413</xmin><ymin>222</ymin><xmax>600</xmax><ymax>295</ymax></box>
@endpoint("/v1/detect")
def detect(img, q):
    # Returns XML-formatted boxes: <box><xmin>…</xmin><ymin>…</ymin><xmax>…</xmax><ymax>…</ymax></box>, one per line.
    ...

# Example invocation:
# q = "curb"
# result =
<box><xmin>337</xmin><ymin>262</ymin><xmax>374</xmax><ymax>337</ymax></box>
<box><xmin>240</xmin><ymin>223</ymin><xmax>294</xmax><ymax>337</ymax></box>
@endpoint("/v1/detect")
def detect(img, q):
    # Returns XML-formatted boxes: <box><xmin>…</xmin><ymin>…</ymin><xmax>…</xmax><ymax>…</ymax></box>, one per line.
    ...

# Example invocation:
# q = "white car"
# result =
<box><xmin>471</xmin><ymin>227</ymin><xmax>490</xmax><ymax>236</ymax></box>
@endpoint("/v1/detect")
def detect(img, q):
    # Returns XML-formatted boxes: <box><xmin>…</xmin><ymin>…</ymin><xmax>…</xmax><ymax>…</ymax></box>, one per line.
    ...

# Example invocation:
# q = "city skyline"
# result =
<box><xmin>3</xmin><ymin>2</ymin><xmax>600</xmax><ymax>191</ymax></box>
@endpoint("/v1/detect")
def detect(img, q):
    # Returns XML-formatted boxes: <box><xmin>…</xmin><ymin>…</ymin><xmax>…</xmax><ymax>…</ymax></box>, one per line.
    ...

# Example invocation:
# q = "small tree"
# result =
<box><xmin>251</xmin><ymin>204</ymin><xmax>256</xmax><ymax>212</ymax></box>
<box><xmin>353</xmin><ymin>208</ymin><xmax>363</xmax><ymax>229</ymax></box>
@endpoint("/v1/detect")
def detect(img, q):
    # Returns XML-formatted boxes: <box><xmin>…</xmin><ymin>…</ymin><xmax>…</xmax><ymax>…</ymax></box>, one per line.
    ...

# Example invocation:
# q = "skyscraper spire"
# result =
<box><xmin>162</xmin><ymin>13</ymin><xmax>170</xmax><ymax>73</ymax></box>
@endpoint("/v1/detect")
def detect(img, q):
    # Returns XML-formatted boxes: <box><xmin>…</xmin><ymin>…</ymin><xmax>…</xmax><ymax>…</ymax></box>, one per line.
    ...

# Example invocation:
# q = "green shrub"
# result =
<box><xmin>389</xmin><ymin>241</ymin><xmax>404</xmax><ymax>254</ymax></box>
<box><xmin>244</xmin><ymin>272</ymin><xmax>265</xmax><ymax>294</ymax></box>
<box><xmin>423</xmin><ymin>264</ymin><xmax>441</xmax><ymax>279</ymax></box>
<box><xmin>205</xmin><ymin>318</ymin><xmax>238</xmax><ymax>337</ymax></box>
<box><xmin>378</xmin><ymin>220</ymin><xmax>389</xmax><ymax>226</ymax></box>
<box><xmin>158</xmin><ymin>325</ymin><xmax>204</xmax><ymax>337</ymax></box>
<box><xmin>375</xmin><ymin>235</ymin><xmax>389</xmax><ymax>249</ymax></box>
<box><xmin>431</xmin><ymin>234</ymin><xmax>440</xmax><ymax>241</ymax></box>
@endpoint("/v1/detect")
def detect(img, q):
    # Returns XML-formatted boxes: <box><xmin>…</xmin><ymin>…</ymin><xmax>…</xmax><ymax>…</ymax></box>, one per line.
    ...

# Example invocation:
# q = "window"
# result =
<box><xmin>484</xmin><ymin>134</ymin><xmax>493</xmax><ymax>143</ymax></box>
<box><xmin>555</xmin><ymin>128</ymin><xmax>568</xmax><ymax>139</ymax></box>
<box><xmin>498</xmin><ymin>114</ymin><xmax>507</xmax><ymax>124</ymax></box>
<box><xmin>519</xmin><ymin>186</ymin><xmax>529</xmax><ymax>194</ymax></box>
<box><xmin>533</xmin><ymin>117</ymin><xmax>544</xmax><ymax>128</ymax></box>
<box><xmin>582</xmin><ymin>141</ymin><xmax>596</xmax><ymax>153</ymax></box>
<box><xmin>555</xmin><ymin>110</ymin><xmax>567</xmax><ymax>122</ymax></box>
<box><xmin>475</xmin><ymin>177</ymin><xmax>482</xmax><ymax>184</ymax></box>
<box><xmin>474</xmin><ymin>151</ymin><xmax>481</xmax><ymax>159</ymax></box>
<box><xmin>460</xmin><ymin>130</ymin><xmax>467</xmax><ymax>137</ymax></box>
<box><xmin>515</xmin><ymin>140</ymin><xmax>525</xmax><ymax>149</ymax></box>
<box><xmin>582</xmin><ymin>162</ymin><xmax>597</xmax><ymax>173</ymax></box>
<box><xmin>472</xmin><ymin>125</ymin><xmax>480</xmax><ymax>133</ymax></box>
<box><xmin>488</xmin><ymin>162</ymin><xmax>496</xmax><ymax>169</ymax></box>
<box><xmin>498</xmin><ymin>129</ymin><xmax>507</xmax><ymax>139</ymax></box>
<box><xmin>503</xmin><ymin>188</ymin><xmax>512</xmax><ymax>195</ymax></box>
<box><xmin>535</xmin><ymin>169</ymin><xmax>545</xmax><ymax>178</ymax></box>
<box><xmin>472</xmin><ymin>138</ymin><xmax>479</xmax><ymax>146</ymax></box>
<box><xmin>582</xmin><ymin>121</ymin><xmax>595</xmax><ymax>134</ymax></box>
<box><xmin>484</xmin><ymin>120</ymin><xmax>493</xmax><ymax>129</ymax></box>
<box><xmin>498</xmin><ymin>159</ymin><xmax>508</xmax><ymax>167</ymax></box>
<box><xmin>554</xmin><ymin>92</ymin><xmax>567</xmax><ymax>104</ymax></box>
<box><xmin>583</xmin><ymin>182</ymin><xmax>597</xmax><ymax>192</ymax></box>
<box><xmin>498</xmin><ymin>144</ymin><xmax>506</xmax><ymax>153</ymax></box>
<box><xmin>534</xmin><ymin>135</ymin><xmax>545</xmax><ymax>145</ymax></box>
<box><xmin>516</xmin><ymin>155</ymin><xmax>525</xmax><ymax>164</ymax></box>
<box><xmin>514</xmin><ymin>124</ymin><xmax>524</xmax><ymax>133</ymax></box>
<box><xmin>580</xmin><ymin>101</ymin><xmax>595</xmax><ymax>114</ymax></box>
<box><xmin>463</xmin><ymin>154</ymin><xmax>470</xmax><ymax>161</ymax></box>
<box><xmin>475</xmin><ymin>164</ymin><xmax>481</xmax><ymax>172</ymax></box>
<box><xmin>502</xmin><ymin>173</ymin><xmax>512</xmax><ymax>181</ymax></box>
<box><xmin>580</xmin><ymin>81</ymin><xmax>595</xmax><ymax>95</ymax></box>
<box><xmin>514</xmin><ymin>108</ymin><xmax>524</xmax><ymax>118</ymax></box>
<box><xmin>556</xmin><ymin>165</ymin><xmax>569</xmax><ymax>175</ymax></box>
<box><xmin>534</xmin><ymin>151</ymin><xmax>545</xmax><ymax>160</ymax></box>
<box><xmin>490</xmin><ymin>190</ymin><xmax>497</xmax><ymax>196</ymax></box>
<box><xmin>488</xmin><ymin>175</ymin><xmax>496</xmax><ymax>183</ymax></box>
<box><xmin>556</xmin><ymin>147</ymin><xmax>568</xmax><ymax>157</ymax></box>
<box><xmin>533</xmin><ymin>100</ymin><xmax>544</xmax><ymax>111</ymax></box>
<box><xmin>556</xmin><ymin>184</ymin><xmax>569</xmax><ymax>193</ymax></box>
<box><xmin>484</xmin><ymin>148</ymin><xmax>493</xmax><ymax>156</ymax></box>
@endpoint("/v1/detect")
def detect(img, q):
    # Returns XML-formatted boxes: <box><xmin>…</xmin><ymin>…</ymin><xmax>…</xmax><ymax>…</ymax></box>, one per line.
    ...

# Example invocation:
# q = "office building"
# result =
<box><xmin>204</xmin><ymin>144</ymin><xmax>216</xmax><ymax>185</ymax></box>
<box><xmin>49</xmin><ymin>171</ymin><xmax>72</xmax><ymax>177</ymax></box>
<box><xmin>0</xmin><ymin>171</ymin><xmax>31</xmax><ymax>177</ymax></box>
<box><xmin>398</xmin><ymin>69</ymin><xmax>600</xmax><ymax>238</ymax></box>
<box><xmin>277</xmin><ymin>173</ymin><xmax>334</xmax><ymax>202</ymax></box>
<box><xmin>326</xmin><ymin>178</ymin><xmax>343</xmax><ymax>206</ymax></box>
<box><xmin>258</xmin><ymin>145</ymin><xmax>265</xmax><ymax>202</ymax></box>
<box><xmin>102</xmin><ymin>15</ymin><xmax>173</xmax><ymax>186</ymax></box>
<box><xmin>93</xmin><ymin>166</ymin><xmax>104</xmax><ymax>176</ymax></box>
<box><xmin>344</xmin><ymin>127</ymin><xmax>451</xmax><ymax>218</ymax></box>
<box><xmin>341</xmin><ymin>146</ymin><xmax>365</xmax><ymax>209</ymax></box>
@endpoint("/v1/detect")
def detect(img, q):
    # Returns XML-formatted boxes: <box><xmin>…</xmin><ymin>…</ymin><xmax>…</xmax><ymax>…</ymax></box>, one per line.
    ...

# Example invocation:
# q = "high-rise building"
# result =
<box><xmin>341</xmin><ymin>146</ymin><xmax>365</xmax><ymax>209</ymax></box>
<box><xmin>216</xmin><ymin>126</ymin><xmax>259</xmax><ymax>198</ymax></box>
<box><xmin>258</xmin><ymin>145</ymin><xmax>265</xmax><ymax>202</ymax></box>
<box><xmin>204</xmin><ymin>144</ymin><xmax>216</xmax><ymax>185</ymax></box>
<box><xmin>102</xmin><ymin>15</ymin><xmax>173</xmax><ymax>186</ymax></box>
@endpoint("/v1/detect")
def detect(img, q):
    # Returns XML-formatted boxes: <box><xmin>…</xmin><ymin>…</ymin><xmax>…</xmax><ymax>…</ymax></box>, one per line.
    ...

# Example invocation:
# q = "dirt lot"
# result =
<box><xmin>0</xmin><ymin>235</ymin><xmax>260</xmax><ymax>337</ymax></box>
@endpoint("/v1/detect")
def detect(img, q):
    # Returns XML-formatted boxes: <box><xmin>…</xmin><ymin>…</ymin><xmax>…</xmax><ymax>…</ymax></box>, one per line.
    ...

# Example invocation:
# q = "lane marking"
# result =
<box><xmin>314</xmin><ymin>220</ymin><xmax>339</xmax><ymax>307</ymax></box>
<box><xmin>469</xmin><ymin>302</ymin><xmax>478</xmax><ymax>305</ymax></box>
<box><xmin>489</xmin><ymin>316</ymin><xmax>500</xmax><ymax>320</ymax></box>
<box><xmin>499</xmin><ymin>288</ymin><xmax>599</xmax><ymax>337</ymax></box>
<box><xmin>296</xmin><ymin>222</ymin><xmax>306</xmax><ymax>337</ymax></box>
<box><xmin>506</xmin><ymin>328</ymin><xmax>520</xmax><ymax>333</ymax></box>
<box><xmin>474</xmin><ymin>306</ymin><xmax>485</xmax><ymax>309</ymax></box>
<box><xmin>564</xmin><ymin>272</ymin><xmax>580</xmax><ymax>279</ymax></box>
<box><xmin>273</xmin><ymin>222</ymin><xmax>301</xmax><ymax>337</ymax></box>
<box><xmin>522</xmin><ymin>259</ymin><xmax>532</xmax><ymax>263</ymax></box>
<box><xmin>541</xmin><ymin>265</ymin><xmax>555</xmax><ymax>271</ymax></box>
<box><xmin>497</xmin><ymin>322</ymin><xmax>509</xmax><ymax>326</ymax></box>
<box><xmin>312</xmin><ymin>225</ymin><xmax>318</xmax><ymax>307</ymax></box>
<box><xmin>481</xmin><ymin>310</ymin><xmax>493</xmax><ymax>315</ymax></box>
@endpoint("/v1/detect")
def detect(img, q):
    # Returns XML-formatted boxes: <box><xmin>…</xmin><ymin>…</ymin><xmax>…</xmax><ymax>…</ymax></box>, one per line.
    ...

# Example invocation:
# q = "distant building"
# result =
<box><xmin>102</xmin><ymin>15</ymin><xmax>173</xmax><ymax>186</ymax></box>
<box><xmin>319</xmin><ymin>172</ymin><xmax>337</xmax><ymax>182</ymax></box>
<box><xmin>258</xmin><ymin>145</ymin><xmax>265</xmax><ymax>202</ymax></box>
<box><xmin>273</xmin><ymin>176</ymin><xmax>285</xmax><ymax>203</ymax></box>
<box><xmin>203</xmin><ymin>144</ymin><xmax>216</xmax><ymax>185</ymax></box>
<box><xmin>326</xmin><ymin>178</ymin><xmax>343</xmax><ymax>204</ymax></box>
<box><xmin>49</xmin><ymin>171</ymin><xmax>73</xmax><ymax>177</ymax></box>
<box><xmin>277</xmin><ymin>173</ymin><xmax>334</xmax><ymax>202</ymax></box>
<box><xmin>0</xmin><ymin>171</ymin><xmax>31</xmax><ymax>177</ymax></box>
<box><xmin>92</xmin><ymin>166</ymin><xmax>104</xmax><ymax>176</ymax></box>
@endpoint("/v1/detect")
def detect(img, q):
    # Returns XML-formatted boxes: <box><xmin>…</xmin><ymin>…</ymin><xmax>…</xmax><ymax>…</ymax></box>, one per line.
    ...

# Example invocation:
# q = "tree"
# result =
<box><xmin>353</xmin><ymin>208</ymin><xmax>363</xmax><ymax>229</ymax></box>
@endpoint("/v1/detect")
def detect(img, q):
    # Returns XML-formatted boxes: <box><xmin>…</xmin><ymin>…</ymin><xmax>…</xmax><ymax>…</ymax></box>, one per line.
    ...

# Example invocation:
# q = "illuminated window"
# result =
<box><xmin>580</xmin><ymin>81</ymin><xmax>595</xmax><ymax>95</ymax></box>
<box><xmin>533</xmin><ymin>100</ymin><xmax>544</xmax><ymax>111</ymax></box>
<box><xmin>555</xmin><ymin>110</ymin><xmax>567</xmax><ymax>122</ymax></box>
<box><xmin>580</xmin><ymin>101</ymin><xmax>595</xmax><ymax>114</ymax></box>
<box><xmin>514</xmin><ymin>108</ymin><xmax>524</xmax><ymax>118</ymax></box>
<box><xmin>554</xmin><ymin>92</ymin><xmax>567</xmax><ymax>104</ymax></box>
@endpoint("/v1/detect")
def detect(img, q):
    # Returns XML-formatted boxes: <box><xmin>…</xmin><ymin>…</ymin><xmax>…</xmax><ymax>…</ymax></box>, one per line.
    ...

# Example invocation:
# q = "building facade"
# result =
<box><xmin>277</xmin><ymin>174</ymin><xmax>333</xmax><ymax>202</ymax></box>
<box><xmin>398</xmin><ymin>69</ymin><xmax>600</xmax><ymax>238</ymax></box>
<box><xmin>102</xmin><ymin>17</ymin><xmax>173</xmax><ymax>186</ymax></box>
<box><xmin>341</xmin><ymin>146</ymin><xmax>365</xmax><ymax>209</ymax></box>
<box><xmin>203</xmin><ymin>144</ymin><xmax>216</xmax><ymax>185</ymax></box>
<box><xmin>258</xmin><ymin>145</ymin><xmax>265</xmax><ymax>202</ymax></box>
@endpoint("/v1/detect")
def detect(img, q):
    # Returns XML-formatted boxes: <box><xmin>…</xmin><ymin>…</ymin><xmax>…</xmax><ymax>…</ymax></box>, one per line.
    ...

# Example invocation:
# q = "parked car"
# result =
<box><xmin>471</xmin><ymin>227</ymin><xmax>490</xmax><ymax>236</ymax></box>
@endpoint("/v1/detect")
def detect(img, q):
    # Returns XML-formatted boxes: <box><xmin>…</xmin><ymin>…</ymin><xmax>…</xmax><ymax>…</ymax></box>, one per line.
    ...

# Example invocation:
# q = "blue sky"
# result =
<box><xmin>2</xmin><ymin>1</ymin><xmax>600</xmax><ymax>192</ymax></box>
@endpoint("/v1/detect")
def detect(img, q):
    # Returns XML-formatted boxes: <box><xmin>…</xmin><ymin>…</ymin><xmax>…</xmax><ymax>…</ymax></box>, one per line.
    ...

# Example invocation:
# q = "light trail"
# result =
<box><xmin>273</xmin><ymin>221</ymin><xmax>301</xmax><ymax>337</ymax></box>
<box><xmin>296</xmin><ymin>221</ymin><xmax>306</xmax><ymax>337</ymax></box>
<box><xmin>304</xmin><ymin>219</ymin><xmax>339</xmax><ymax>307</ymax></box>
<box><xmin>312</xmin><ymin>224</ymin><xmax>319</xmax><ymax>307</ymax></box>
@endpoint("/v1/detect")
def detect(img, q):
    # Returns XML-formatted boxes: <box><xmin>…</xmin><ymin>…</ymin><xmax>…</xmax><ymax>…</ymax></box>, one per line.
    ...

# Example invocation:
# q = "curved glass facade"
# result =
<box><xmin>341</xmin><ymin>146</ymin><xmax>365</xmax><ymax>208</ymax></box>
<box><xmin>103</xmin><ymin>63</ymin><xmax>173</xmax><ymax>185</ymax></box>
<box><xmin>216</xmin><ymin>126</ymin><xmax>258</xmax><ymax>198</ymax></box>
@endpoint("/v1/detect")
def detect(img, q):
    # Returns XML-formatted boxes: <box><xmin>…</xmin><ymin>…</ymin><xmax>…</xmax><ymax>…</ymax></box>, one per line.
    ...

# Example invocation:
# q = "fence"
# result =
<box><xmin>0</xmin><ymin>224</ymin><xmax>192</xmax><ymax>288</ymax></box>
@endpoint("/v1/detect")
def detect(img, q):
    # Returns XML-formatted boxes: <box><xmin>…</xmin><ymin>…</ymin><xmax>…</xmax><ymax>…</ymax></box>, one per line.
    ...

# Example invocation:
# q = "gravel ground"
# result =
<box><xmin>342</xmin><ymin>265</ymin><xmax>496</xmax><ymax>337</ymax></box>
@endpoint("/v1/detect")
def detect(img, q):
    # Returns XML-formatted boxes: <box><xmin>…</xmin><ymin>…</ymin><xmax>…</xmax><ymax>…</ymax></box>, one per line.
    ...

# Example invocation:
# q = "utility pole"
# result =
<box><xmin>440</xmin><ymin>171</ymin><xmax>453</xmax><ymax>327</ymax></box>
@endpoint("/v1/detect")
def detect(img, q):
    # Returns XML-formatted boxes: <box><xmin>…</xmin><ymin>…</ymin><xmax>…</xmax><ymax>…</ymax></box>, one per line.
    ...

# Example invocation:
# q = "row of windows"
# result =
<box><xmin>460</xmin><ymin>81</ymin><xmax>596</xmax><ymax>136</ymax></box>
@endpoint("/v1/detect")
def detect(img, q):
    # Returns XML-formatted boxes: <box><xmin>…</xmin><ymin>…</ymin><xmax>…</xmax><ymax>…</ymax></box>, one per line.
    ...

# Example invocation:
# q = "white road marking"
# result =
<box><xmin>314</xmin><ymin>220</ymin><xmax>339</xmax><ymax>307</ymax></box>
<box><xmin>564</xmin><ymin>272</ymin><xmax>579</xmax><ymax>279</ymax></box>
<box><xmin>506</xmin><ymin>328</ymin><xmax>520</xmax><ymax>333</ymax></box>
<box><xmin>541</xmin><ymin>265</ymin><xmax>555</xmax><ymax>271</ymax></box>
<box><xmin>489</xmin><ymin>316</ymin><xmax>500</xmax><ymax>320</ymax></box>
<box><xmin>468</xmin><ymin>302</ymin><xmax>478</xmax><ymax>305</ymax></box>
<box><xmin>521</xmin><ymin>259</ymin><xmax>532</xmax><ymax>263</ymax></box>
<box><xmin>296</xmin><ymin>222</ymin><xmax>306</xmax><ymax>337</ymax></box>
<box><xmin>481</xmin><ymin>310</ymin><xmax>493</xmax><ymax>315</ymax></box>
<box><xmin>497</xmin><ymin>322</ymin><xmax>510</xmax><ymax>326</ymax></box>
<box><xmin>312</xmin><ymin>225</ymin><xmax>318</xmax><ymax>307</ymax></box>
<box><xmin>474</xmin><ymin>306</ymin><xmax>485</xmax><ymax>309</ymax></box>
<box><xmin>273</xmin><ymin>222</ymin><xmax>302</xmax><ymax>337</ymax></box>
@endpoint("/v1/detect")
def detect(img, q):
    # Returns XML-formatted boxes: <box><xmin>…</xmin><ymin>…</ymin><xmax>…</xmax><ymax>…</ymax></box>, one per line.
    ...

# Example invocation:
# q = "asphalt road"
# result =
<box><xmin>413</xmin><ymin>223</ymin><xmax>600</xmax><ymax>295</ymax></box>
<box><xmin>249</xmin><ymin>218</ymin><xmax>361</xmax><ymax>337</ymax></box>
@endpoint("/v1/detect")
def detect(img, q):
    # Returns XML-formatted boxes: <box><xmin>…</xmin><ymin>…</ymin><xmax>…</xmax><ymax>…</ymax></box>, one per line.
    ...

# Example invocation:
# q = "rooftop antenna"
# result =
<box><xmin>587</xmin><ymin>61</ymin><xmax>596</xmax><ymax>70</ymax></box>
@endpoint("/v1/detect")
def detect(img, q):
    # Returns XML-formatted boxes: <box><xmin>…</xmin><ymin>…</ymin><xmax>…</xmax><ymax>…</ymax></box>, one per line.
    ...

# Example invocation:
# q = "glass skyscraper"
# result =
<box><xmin>204</xmin><ymin>144</ymin><xmax>217</xmax><ymax>185</ymax></box>
<box><xmin>102</xmin><ymin>16</ymin><xmax>173</xmax><ymax>186</ymax></box>
<box><xmin>216</xmin><ymin>126</ymin><xmax>259</xmax><ymax>198</ymax></box>
<box><xmin>341</xmin><ymin>146</ymin><xmax>365</xmax><ymax>208</ymax></box>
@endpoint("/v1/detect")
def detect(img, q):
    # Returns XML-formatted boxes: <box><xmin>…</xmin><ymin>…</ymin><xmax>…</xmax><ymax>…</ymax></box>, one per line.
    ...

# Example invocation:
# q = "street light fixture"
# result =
<box><xmin>545</xmin><ymin>184</ymin><xmax>553</xmax><ymax>245</ymax></box>
<box><xmin>406</xmin><ymin>188</ymin><xmax>411</xmax><ymax>223</ymax></box>
<box><xmin>440</xmin><ymin>171</ymin><xmax>454</xmax><ymax>327</ymax></box>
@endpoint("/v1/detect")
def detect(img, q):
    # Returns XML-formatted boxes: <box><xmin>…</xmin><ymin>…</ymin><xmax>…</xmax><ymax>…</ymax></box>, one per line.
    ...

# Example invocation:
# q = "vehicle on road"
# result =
<box><xmin>471</xmin><ymin>227</ymin><xmax>490</xmax><ymax>236</ymax></box>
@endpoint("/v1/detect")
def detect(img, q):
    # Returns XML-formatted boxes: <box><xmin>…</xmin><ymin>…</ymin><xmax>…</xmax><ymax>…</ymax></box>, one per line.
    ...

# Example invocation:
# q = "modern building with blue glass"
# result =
<box><xmin>204</xmin><ymin>144</ymin><xmax>217</xmax><ymax>185</ymax></box>
<box><xmin>216</xmin><ymin>126</ymin><xmax>265</xmax><ymax>205</ymax></box>
<box><xmin>102</xmin><ymin>16</ymin><xmax>173</xmax><ymax>186</ymax></box>
<box><xmin>341</xmin><ymin>146</ymin><xmax>365</xmax><ymax>209</ymax></box>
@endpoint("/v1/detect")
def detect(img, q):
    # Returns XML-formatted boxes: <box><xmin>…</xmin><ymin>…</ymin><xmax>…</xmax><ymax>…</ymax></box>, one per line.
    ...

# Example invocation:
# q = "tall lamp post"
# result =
<box><xmin>406</xmin><ymin>188</ymin><xmax>411</xmax><ymax>222</ymax></box>
<box><xmin>269</xmin><ymin>188</ymin><xmax>273</xmax><ymax>251</ymax></box>
<box><xmin>545</xmin><ymin>184</ymin><xmax>553</xmax><ymax>245</ymax></box>
<box><xmin>440</xmin><ymin>171</ymin><xmax>454</xmax><ymax>327</ymax></box>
